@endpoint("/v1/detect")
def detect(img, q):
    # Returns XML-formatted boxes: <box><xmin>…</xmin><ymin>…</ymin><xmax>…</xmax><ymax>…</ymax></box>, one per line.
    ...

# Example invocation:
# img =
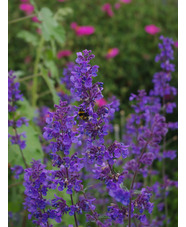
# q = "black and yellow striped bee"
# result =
<box><xmin>78</xmin><ymin>108</ymin><xmax>90</xmax><ymax>121</ymax></box>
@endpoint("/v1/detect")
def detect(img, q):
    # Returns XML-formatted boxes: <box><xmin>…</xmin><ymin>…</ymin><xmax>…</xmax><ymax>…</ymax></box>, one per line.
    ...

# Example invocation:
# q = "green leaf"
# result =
<box><xmin>45</xmin><ymin>60</ymin><xmax>59</xmax><ymax>79</ymax></box>
<box><xmin>98</xmin><ymin>215</ymin><xmax>109</xmax><ymax>221</ymax></box>
<box><xmin>17</xmin><ymin>31</ymin><xmax>39</xmax><ymax>46</ymax></box>
<box><xmin>30</xmin><ymin>0</ymin><xmax>38</xmax><ymax>13</ymax></box>
<box><xmin>133</xmin><ymin>190</ymin><xmax>141</xmax><ymax>194</ymax></box>
<box><xmin>8</xmin><ymin>124</ymin><xmax>43</xmax><ymax>167</ymax></box>
<box><xmin>86</xmin><ymin>222</ymin><xmax>97</xmax><ymax>227</ymax></box>
<box><xmin>54</xmin><ymin>8</ymin><xmax>73</xmax><ymax>22</ymax></box>
<box><xmin>13</xmin><ymin>71</ymin><xmax>25</xmax><ymax>78</ymax></box>
<box><xmin>41</xmin><ymin>67</ymin><xmax>60</xmax><ymax>104</ymax></box>
<box><xmin>38</xmin><ymin>7</ymin><xmax>65</xmax><ymax>44</ymax></box>
<box><xmin>17</xmin><ymin>98</ymin><xmax>36</xmax><ymax>120</ymax></box>
<box><xmin>52</xmin><ymin>25</ymin><xmax>65</xmax><ymax>45</ymax></box>
<box><xmin>120</xmin><ymin>183</ymin><xmax>129</xmax><ymax>191</ymax></box>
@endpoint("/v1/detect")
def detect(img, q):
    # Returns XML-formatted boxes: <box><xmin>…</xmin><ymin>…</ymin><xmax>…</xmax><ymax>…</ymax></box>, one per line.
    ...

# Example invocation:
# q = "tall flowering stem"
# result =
<box><xmin>128</xmin><ymin>141</ymin><xmax>149</xmax><ymax>227</ymax></box>
<box><xmin>8</xmin><ymin>70</ymin><xmax>29</xmax><ymax>169</ymax></box>
<box><xmin>125</xmin><ymin>36</ymin><xmax>177</xmax><ymax>226</ymax></box>
<box><xmin>151</xmin><ymin>35</ymin><xmax>177</xmax><ymax>226</ymax></box>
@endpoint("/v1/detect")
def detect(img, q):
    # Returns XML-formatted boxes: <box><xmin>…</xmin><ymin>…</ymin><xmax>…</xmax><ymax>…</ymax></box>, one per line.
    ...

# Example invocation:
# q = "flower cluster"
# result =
<box><xmin>34</xmin><ymin>106</ymin><xmax>52</xmax><ymax>164</ymax></box>
<box><xmin>8</xmin><ymin>70</ymin><xmax>28</xmax><ymax>169</ymax></box>
<box><xmin>71</xmin><ymin>22</ymin><xmax>95</xmax><ymax>36</ymax></box>
<box><xmin>22</xmin><ymin>39</ymin><xmax>177</xmax><ymax>227</ymax></box>
<box><xmin>24</xmin><ymin>160</ymin><xmax>55</xmax><ymax>226</ymax></box>
<box><xmin>122</xmin><ymin>36</ymin><xmax>177</xmax><ymax>225</ymax></box>
<box><xmin>102</xmin><ymin>3</ymin><xmax>114</xmax><ymax>17</ymax></box>
<box><xmin>8</xmin><ymin>70</ymin><xmax>23</xmax><ymax>112</ymax></box>
<box><xmin>11</xmin><ymin>165</ymin><xmax>24</xmax><ymax>179</ymax></box>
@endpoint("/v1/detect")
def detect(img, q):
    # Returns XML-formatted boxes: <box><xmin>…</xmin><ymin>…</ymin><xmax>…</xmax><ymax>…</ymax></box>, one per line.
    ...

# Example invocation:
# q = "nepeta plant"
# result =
<box><xmin>8</xmin><ymin>70</ymin><xmax>29</xmax><ymax>172</ymax></box>
<box><xmin>123</xmin><ymin>35</ymin><xmax>177</xmax><ymax>226</ymax></box>
<box><xmin>21</xmin><ymin>37</ymin><xmax>177</xmax><ymax>227</ymax></box>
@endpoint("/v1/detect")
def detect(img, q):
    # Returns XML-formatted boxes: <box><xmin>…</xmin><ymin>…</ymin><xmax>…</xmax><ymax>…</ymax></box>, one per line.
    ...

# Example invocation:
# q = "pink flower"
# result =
<box><xmin>106</xmin><ymin>48</ymin><xmax>119</xmax><ymax>59</ymax></box>
<box><xmin>115</xmin><ymin>3</ymin><xmax>121</xmax><ymax>9</ymax></box>
<box><xmin>71</xmin><ymin>23</ymin><xmax>95</xmax><ymax>36</ymax></box>
<box><xmin>120</xmin><ymin>0</ymin><xmax>132</xmax><ymax>3</ymax></box>
<box><xmin>102</xmin><ymin>3</ymin><xmax>114</xmax><ymax>17</ymax></box>
<box><xmin>96</xmin><ymin>98</ymin><xmax>107</xmax><ymax>107</ymax></box>
<box><xmin>19</xmin><ymin>3</ymin><xmax>34</xmax><ymax>15</ymax></box>
<box><xmin>174</xmin><ymin>41</ymin><xmax>178</xmax><ymax>48</ymax></box>
<box><xmin>57</xmin><ymin>50</ymin><xmax>72</xmax><ymax>59</ymax></box>
<box><xmin>71</xmin><ymin>22</ymin><xmax>78</xmax><ymax>30</ymax></box>
<box><xmin>145</xmin><ymin>24</ymin><xmax>160</xmax><ymax>35</ymax></box>
<box><xmin>31</xmin><ymin>16</ymin><xmax>41</xmax><ymax>23</ymax></box>
<box><xmin>76</xmin><ymin>26</ymin><xmax>95</xmax><ymax>36</ymax></box>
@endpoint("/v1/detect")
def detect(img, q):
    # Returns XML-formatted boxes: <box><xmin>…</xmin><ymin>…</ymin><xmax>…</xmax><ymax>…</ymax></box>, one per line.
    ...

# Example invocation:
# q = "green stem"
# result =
<box><xmin>32</xmin><ymin>36</ymin><xmax>45</xmax><ymax>107</ymax></box>
<box><xmin>11</xmin><ymin>103</ymin><xmax>28</xmax><ymax>168</ymax></box>
<box><xmin>128</xmin><ymin>142</ymin><xmax>149</xmax><ymax>227</ymax></box>
<box><xmin>17</xmin><ymin>73</ymin><xmax>42</xmax><ymax>82</ymax></box>
<box><xmin>162</xmin><ymin>97</ymin><xmax>168</xmax><ymax>227</ymax></box>
<box><xmin>8</xmin><ymin>181</ymin><xmax>24</xmax><ymax>188</ymax></box>
<box><xmin>38</xmin><ymin>90</ymin><xmax>51</xmax><ymax>99</ymax></box>
<box><xmin>65</xmin><ymin>166</ymin><xmax>78</xmax><ymax>227</ymax></box>
<box><xmin>9</xmin><ymin>14</ymin><xmax>36</xmax><ymax>24</ymax></box>
<box><xmin>70</xmin><ymin>194</ymin><xmax>79</xmax><ymax>227</ymax></box>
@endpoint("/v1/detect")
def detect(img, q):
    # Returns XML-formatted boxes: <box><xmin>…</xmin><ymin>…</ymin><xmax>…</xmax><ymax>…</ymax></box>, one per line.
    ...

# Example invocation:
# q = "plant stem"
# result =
<box><xmin>65</xmin><ymin>167</ymin><xmax>78</xmax><ymax>227</ymax></box>
<box><xmin>128</xmin><ymin>142</ymin><xmax>148</xmax><ymax>227</ymax></box>
<box><xmin>13</xmin><ymin>127</ymin><xmax>28</xmax><ymax>168</ymax></box>
<box><xmin>162</xmin><ymin>139</ymin><xmax>168</xmax><ymax>227</ymax></box>
<box><xmin>21</xmin><ymin>209</ymin><xmax>27</xmax><ymax>227</ymax></box>
<box><xmin>11</xmin><ymin>105</ymin><xmax>28</xmax><ymax>168</ymax></box>
<box><xmin>9</xmin><ymin>14</ymin><xmax>36</xmax><ymax>24</ymax></box>
<box><xmin>32</xmin><ymin>36</ymin><xmax>45</xmax><ymax>107</ymax></box>
<box><xmin>17</xmin><ymin>73</ymin><xmax>42</xmax><ymax>82</ymax></box>
<box><xmin>8</xmin><ymin>181</ymin><xmax>24</xmax><ymax>188</ymax></box>
<box><xmin>162</xmin><ymin>97</ymin><xmax>168</xmax><ymax>227</ymax></box>
<box><xmin>70</xmin><ymin>194</ymin><xmax>79</xmax><ymax>227</ymax></box>
<box><xmin>38</xmin><ymin>90</ymin><xmax>51</xmax><ymax>99</ymax></box>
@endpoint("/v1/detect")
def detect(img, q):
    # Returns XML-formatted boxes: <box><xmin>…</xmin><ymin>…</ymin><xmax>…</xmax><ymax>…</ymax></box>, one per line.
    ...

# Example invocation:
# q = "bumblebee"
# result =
<box><xmin>78</xmin><ymin>108</ymin><xmax>89</xmax><ymax>121</ymax></box>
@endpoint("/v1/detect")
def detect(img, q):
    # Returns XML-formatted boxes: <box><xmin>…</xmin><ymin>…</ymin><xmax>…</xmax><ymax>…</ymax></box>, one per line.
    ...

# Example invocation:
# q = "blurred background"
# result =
<box><xmin>8</xmin><ymin>0</ymin><xmax>178</xmax><ymax>226</ymax></box>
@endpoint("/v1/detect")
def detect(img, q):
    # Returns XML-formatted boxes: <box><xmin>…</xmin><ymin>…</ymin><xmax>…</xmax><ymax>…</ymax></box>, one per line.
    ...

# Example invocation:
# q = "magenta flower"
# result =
<box><xmin>120</xmin><ymin>0</ymin><xmax>132</xmax><ymax>4</ymax></box>
<box><xmin>19</xmin><ymin>3</ymin><xmax>34</xmax><ymax>15</ymax></box>
<box><xmin>145</xmin><ymin>25</ymin><xmax>160</xmax><ymax>35</ymax></box>
<box><xmin>57</xmin><ymin>50</ymin><xmax>72</xmax><ymax>59</ymax></box>
<box><xmin>106</xmin><ymin>48</ymin><xmax>119</xmax><ymax>59</ymax></box>
<box><xmin>31</xmin><ymin>16</ymin><xmax>41</xmax><ymax>23</ymax></box>
<box><xmin>71</xmin><ymin>22</ymin><xmax>78</xmax><ymax>30</ymax></box>
<box><xmin>96</xmin><ymin>98</ymin><xmax>107</xmax><ymax>107</ymax></box>
<box><xmin>102</xmin><ymin>3</ymin><xmax>114</xmax><ymax>17</ymax></box>
<box><xmin>76</xmin><ymin>26</ymin><xmax>95</xmax><ymax>36</ymax></box>
<box><xmin>71</xmin><ymin>22</ymin><xmax>95</xmax><ymax>36</ymax></box>
<box><xmin>174</xmin><ymin>41</ymin><xmax>178</xmax><ymax>48</ymax></box>
<box><xmin>115</xmin><ymin>3</ymin><xmax>121</xmax><ymax>9</ymax></box>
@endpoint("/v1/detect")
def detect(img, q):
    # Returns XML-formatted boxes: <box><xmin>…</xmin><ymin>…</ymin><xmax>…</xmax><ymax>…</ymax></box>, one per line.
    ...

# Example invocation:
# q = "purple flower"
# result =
<box><xmin>140</xmin><ymin>152</ymin><xmax>155</xmax><ymax>165</ymax></box>
<box><xmin>8</xmin><ymin>71</ymin><xmax>28</xmax><ymax>165</ymax></box>
<box><xmin>11</xmin><ymin>165</ymin><xmax>24</xmax><ymax>179</ymax></box>
<box><xmin>109</xmin><ymin>187</ymin><xmax>130</xmax><ymax>206</ymax></box>
<box><xmin>8</xmin><ymin>70</ymin><xmax>23</xmax><ymax>112</ymax></box>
